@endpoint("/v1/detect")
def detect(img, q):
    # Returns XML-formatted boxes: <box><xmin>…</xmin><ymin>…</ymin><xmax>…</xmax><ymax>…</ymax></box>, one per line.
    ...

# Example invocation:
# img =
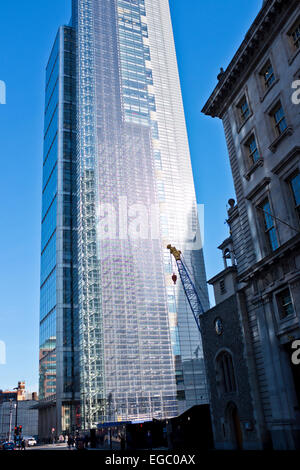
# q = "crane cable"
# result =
<box><xmin>169</xmin><ymin>249</ymin><xmax>177</xmax><ymax>283</ymax></box>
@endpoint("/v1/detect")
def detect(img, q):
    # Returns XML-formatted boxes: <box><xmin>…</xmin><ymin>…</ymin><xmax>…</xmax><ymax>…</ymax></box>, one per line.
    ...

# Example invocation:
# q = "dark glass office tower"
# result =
<box><xmin>39</xmin><ymin>26</ymin><xmax>80</xmax><ymax>436</ymax></box>
<box><xmin>39</xmin><ymin>0</ymin><xmax>209</xmax><ymax>436</ymax></box>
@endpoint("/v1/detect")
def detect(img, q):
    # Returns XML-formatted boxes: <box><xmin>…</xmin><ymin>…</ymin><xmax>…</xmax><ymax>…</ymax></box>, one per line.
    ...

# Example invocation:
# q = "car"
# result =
<box><xmin>0</xmin><ymin>440</ymin><xmax>6</xmax><ymax>450</ymax></box>
<box><xmin>27</xmin><ymin>437</ymin><xmax>37</xmax><ymax>447</ymax></box>
<box><xmin>22</xmin><ymin>436</ymin><xmax>37</xmax><ymax>447</ymax></box>
<box><xmin>2</xmin><ymin>441</ymin><xmax>16</xmax><ymax>451</ymax></box>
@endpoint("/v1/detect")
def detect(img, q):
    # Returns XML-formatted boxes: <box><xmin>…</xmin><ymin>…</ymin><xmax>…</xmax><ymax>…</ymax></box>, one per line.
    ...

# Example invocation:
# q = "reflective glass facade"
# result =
<box><xmin>40</xmin><ymin>0</ymin><xmax>209</xmax><ymax>433</ymax></box>
<box><xmin>40</xmin><ymin>30</ymin><xmax>59</xmax><ymax>402</ymax></box>
<box><xmin>40</xmin><ymin>26</ymin><xmax>79</xmax><ymax>432</ymax></box>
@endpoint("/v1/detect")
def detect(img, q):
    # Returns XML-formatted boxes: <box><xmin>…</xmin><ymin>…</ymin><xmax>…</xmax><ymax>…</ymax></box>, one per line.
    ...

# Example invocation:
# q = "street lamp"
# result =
<box><xmin>8</xmin><ymin>399</ymin><xmax>14</xmax><ymax>442</ymax></box>
<box><xmin>13</xmin><ymin>385</ymin><xmax>20</xmax><ymax>445</ymax></box>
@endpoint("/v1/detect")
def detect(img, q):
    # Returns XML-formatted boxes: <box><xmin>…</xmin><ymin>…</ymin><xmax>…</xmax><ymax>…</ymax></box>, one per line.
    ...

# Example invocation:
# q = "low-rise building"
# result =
<box><xmin>0</xmin><ymin>382</ymin><xmax>38</xmax><ymax>440</ymax></box>
<box><xmin>200</xmin><ymin>238</ymin><xmax>265</xmax><ymax>449</ymax></box>
<box><xmin>0</xmin><ymin>399</ymin><xmax>38</xmax><ymax>440</ymax></box>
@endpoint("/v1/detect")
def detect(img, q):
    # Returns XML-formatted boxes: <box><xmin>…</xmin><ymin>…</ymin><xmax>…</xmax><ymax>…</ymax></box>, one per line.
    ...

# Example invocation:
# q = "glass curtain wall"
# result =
<box><xmin>37</xmin><ymin>0</ymin><xmax>212</xmax><ymax>431</ymax></box>
<box><xmin>40</xmin><ymin>26</ymin><xmax>79</xmax><ymax>434</ymax></box>
<box><xmin>72</xmin><ymin>0</ymin><xmax>178</xmax><ymax>428</ymax></box>
<box><xmin>40</xmin><ymin>30</ymin><xmax>60</xmax><ymax>403</ymax></box>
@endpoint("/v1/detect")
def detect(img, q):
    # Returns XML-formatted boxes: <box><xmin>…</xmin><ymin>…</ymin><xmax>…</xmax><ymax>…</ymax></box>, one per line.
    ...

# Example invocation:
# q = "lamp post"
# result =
<box><xmin>8</xmin><ymin>399</ymin><xmax>13</xmax><ymax>441</ymax></box>
<box><xmin>13</xmin><ymin>385</ymin><xmax>20</xmax><ymax>445</ymax></box>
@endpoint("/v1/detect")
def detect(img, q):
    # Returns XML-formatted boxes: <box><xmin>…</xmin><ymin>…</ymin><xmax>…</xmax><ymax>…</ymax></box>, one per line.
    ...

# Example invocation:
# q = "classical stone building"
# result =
<box><xmin>202</xmin><ymin>0</ymin><xmax>300</xmax><ymax>450</ymax></box>
<box><xmin>199</xmin><ymin>239</ymin><xmax>265</xmax><ymax>450</ymax></box>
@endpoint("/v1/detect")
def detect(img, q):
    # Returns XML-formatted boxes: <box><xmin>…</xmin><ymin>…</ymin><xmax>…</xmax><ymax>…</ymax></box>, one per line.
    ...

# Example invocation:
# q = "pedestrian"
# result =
<box><xmin>126</xmin><ymin>431</ymin><xmax>133</xmax><ymax>450</ymax></box>
<box><xmin>21</xmin><ymin>439</ymin><xmax>26</xmax><ymax>451</ymax></box>
<box><xmin>68</xmin><ymin>436</ymin><xmax>72</xmax><ymax>450</ymax></box>
<box><xmin>146</xmin><ymin>430</ymin><xmax>153</xmax><ymax>450</ymax></box>
<box><xmin>119</xmin><ymin>433</ymin><xmax>126</xmax><ymax>451</ymax></box>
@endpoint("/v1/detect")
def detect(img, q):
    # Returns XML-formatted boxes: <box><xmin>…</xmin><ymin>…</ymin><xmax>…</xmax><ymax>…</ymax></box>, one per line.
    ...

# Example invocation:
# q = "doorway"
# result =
<box><xmin>226</xmin><ymin>402</ymin><xmax>243</xmax><ymax>450</ymax></box>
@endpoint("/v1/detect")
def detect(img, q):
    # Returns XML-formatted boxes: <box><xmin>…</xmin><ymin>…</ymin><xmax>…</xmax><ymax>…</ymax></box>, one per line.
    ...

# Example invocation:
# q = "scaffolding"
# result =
<box><xmin>75</xmin><ymin>0</ymin><xmax>106</xmax><ymax>429</ymax></box>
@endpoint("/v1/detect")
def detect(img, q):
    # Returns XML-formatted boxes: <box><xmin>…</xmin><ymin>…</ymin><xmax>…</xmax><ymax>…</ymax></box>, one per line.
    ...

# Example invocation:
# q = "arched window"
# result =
<box><xmin>216</xmin><ymin>351</ymin><xmax>237</xmax><ymax>394</ymax></box>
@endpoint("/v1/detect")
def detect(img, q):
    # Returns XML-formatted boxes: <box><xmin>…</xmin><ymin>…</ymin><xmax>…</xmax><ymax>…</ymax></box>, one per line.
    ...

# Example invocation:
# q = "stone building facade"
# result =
<box><xmin>200</xmin><ymin>237</ymin><xmax>267</xmax><ymax>449</ymax></box>
<box><xmin>202</xmin><ymin>0</ymin><xmax>300</xmax><ymax>450</ymax></box>
<box><xmin>200</xmin><ymin>266</ymin><xmax>261</xmax><ymax>449</ymax></box>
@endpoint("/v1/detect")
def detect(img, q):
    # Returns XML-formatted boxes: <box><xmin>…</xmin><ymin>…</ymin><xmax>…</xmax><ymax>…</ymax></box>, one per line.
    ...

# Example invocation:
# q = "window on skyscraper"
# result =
<box><xmin>176</xmin><ymin>390</ymin><xmax>186</xmax><ymax>401</ymax></box>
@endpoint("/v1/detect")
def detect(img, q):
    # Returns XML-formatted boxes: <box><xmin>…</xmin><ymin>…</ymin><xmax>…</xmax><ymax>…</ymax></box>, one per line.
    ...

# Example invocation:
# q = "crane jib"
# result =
<box><xmin>176</xmin><ymin>259</ymin><xmax>203</xmax><ymax>333</ymax></box>
<box><xmin>167</xmin><ymin>244</ymin><xmax>204</xmax><ymax>333</ymax></box>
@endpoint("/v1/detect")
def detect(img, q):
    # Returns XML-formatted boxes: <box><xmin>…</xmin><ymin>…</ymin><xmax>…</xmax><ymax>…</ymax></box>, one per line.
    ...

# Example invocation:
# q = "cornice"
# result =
<box><xmin>218</xmin><ymin>237</ymin><xmax>233</xmax><ymax>251</ymax></box>
<box><xmin>271</xmin><ymin>145</ymin><xmax>300</xmax><ymax>174</ymax></box>
<box><xmin>238</xmin><ymin>233</ymin><xmax>300</xmax><ymax>283</ymax></box>
<box><xmin>207</xmin><ymin>266</ymin><xmax>237</xmax><ymax>285</ymax></box>
<box><xmin>202</xmin><ymin>0</ymin><xmax>297</xmax><ymax>118</ymax></box>
<box><xmin>245</xmin><ymin>176</ymin><xmax>271</xmax><ymax>201</ymax></box>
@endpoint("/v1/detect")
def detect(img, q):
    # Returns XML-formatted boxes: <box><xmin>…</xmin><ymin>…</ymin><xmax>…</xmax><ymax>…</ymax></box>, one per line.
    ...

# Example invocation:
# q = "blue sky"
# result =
<box><xmin>0</xmin><ymin>0</ymin><xmax>261</xmax><ymax>392</ymax></box>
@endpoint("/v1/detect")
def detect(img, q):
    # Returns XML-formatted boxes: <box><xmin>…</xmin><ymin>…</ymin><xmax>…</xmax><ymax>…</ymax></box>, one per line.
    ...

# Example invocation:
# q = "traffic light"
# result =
<box><xmin>14</xmin><ymin>426</ymin><xmax>18</xmax><ymax>436</ymax></box>
<box><xmin>18</xmin><ymin>425</ymin><xmax>22</xmax><ymax>435</ymax></box>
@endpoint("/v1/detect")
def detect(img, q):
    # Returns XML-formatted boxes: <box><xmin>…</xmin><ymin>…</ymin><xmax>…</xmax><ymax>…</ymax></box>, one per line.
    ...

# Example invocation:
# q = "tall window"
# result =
<box><xmin>220</xmin><ymin>279</ymin><xmax>226</xmax><ymax>295</ymax></box>
<box><xmin>288</xmin><ymin>18</ymin><xmax>300</xmax><ymax>51</ymax></box>
<box><xmin>216</xmin><ymin>351</ymin><xmax>236</xmax><ymax>394</ymax></box>
<box><xmin>260</xmin><ymin>60</ymin><xmax>275</xmax><ymax>89</ymax></box>
<box><xmin>271</xmin><ymin>102</ymin><xmax>287</xmax><ymax>136</ymax></box>
<box><xmin>238</xmin><ymin>95</ymin><xmax>250</xmax><ymax>124</ymax></box>
<box><xmin>259</xmin><ymin>200</ymin><xmax>278</xmax><ymax>252</ymax></box>
<box><xmin>276</xmin><ymin>288</ymin><xmax>295</xmax><ymax>320</ymax></box>
<box><xmin>245</xmin><ymin>134</ymin><xmax>260</xmax><ymax>165</ymax></box>
<box><xmin>289</xmin><ymin>173</ymin><xmax>300</xmax><ymax>221</ymax></box>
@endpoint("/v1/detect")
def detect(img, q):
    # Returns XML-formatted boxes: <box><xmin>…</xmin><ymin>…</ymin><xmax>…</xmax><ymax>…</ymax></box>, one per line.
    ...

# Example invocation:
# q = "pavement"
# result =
<box><xmin>26</xmin><ymin>443</ymin><xmax>73</xmax><ymax>451</ymax></box>
<box><xmin>24</xmin><ymin>443</ymin><xmax>169</xmax><ymax>451</ymax></box>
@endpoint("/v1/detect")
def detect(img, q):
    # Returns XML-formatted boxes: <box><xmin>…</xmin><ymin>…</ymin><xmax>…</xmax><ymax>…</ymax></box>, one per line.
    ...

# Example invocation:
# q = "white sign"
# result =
<box><xmin>0</xmin><ymin>80</ymin><xmax>6</xmax><ymax>105</ymax></box>
<box><xmin>0</xmin><ymin>341</ymin><xmax>6</xmax><ymax>365</ymax></box>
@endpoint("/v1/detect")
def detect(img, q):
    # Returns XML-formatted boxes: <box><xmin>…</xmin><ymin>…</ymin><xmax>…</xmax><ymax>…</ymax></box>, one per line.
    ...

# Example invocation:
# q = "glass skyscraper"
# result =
<box><xmin>39</xmin><ymin>0</ymin><xmax>209</xmax><ymax>436</ymax></box>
